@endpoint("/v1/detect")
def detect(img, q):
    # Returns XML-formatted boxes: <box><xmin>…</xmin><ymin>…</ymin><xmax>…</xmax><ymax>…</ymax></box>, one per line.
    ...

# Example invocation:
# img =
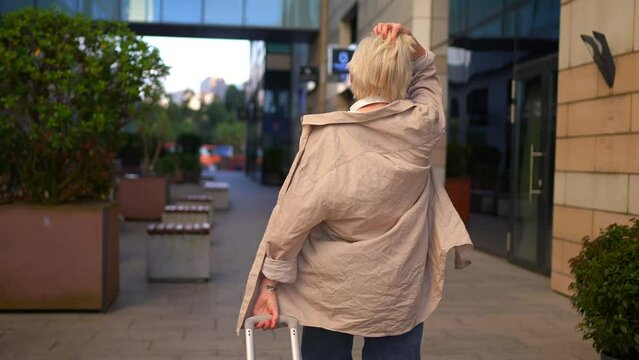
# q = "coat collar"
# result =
<box><xmin>349</xmin><ymin>96</ymin><xmax>389</xmax><ymax>111</ymax></box>
<box><xmin>301</xmin><ymin>100</ymin><xmax>416</xmax><ymax>126</ymax></box>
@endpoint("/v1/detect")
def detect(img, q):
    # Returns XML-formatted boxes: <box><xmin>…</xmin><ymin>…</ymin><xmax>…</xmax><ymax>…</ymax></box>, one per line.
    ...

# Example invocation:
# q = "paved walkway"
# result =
<box><xmin>0</xmin><ymin>171</ymin><xmax>597</xmax><ymax>360</ymax></box>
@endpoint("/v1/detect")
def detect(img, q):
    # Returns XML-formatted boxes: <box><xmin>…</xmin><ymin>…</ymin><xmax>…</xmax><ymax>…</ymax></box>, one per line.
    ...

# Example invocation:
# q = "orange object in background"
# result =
<box><xmin>200</xmin><ymin>144</ymin><xmax>222</xmax><ymax>168</ymax></box>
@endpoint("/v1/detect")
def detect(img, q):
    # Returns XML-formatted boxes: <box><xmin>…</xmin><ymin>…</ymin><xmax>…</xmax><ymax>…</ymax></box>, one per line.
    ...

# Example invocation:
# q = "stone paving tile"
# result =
<box><xmin>78</xmin><ymin>356</ymin><xmax>178</xmax><ymax>360</ymax></box>
<box><xmin>0</xmin><ymin>172</ymin><xmax>600</xmax><ymax>359</ymax></box>
<box><xmin>91</xmin><ymin>328</ymin><xmax>184</xmax><ymax>342</ymax></box>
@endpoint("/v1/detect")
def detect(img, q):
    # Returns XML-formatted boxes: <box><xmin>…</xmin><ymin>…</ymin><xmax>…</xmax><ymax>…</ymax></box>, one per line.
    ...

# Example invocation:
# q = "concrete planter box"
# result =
<box><xmin>146</xmin><ymin>223</ymin><xmax>211</xmax><ymax>282</ymax></box>
<box><xmin>202</xmin><ymin>181</ymin><xmax>230</xmax><ymax>210</ymax></box>
<box><xmin>0</xmin><ymin>202</ymin><xmax>119</xmax><ymax>311</ymax></box>
<box><xmin>117</xmin><ymin>176</ymin><xmax>169</xmax><ymax>220</ymax></box>
<box><xmin>163</xmin><ymin>204</ymin><xmax>212</xmax><ymax>223</ymax></box>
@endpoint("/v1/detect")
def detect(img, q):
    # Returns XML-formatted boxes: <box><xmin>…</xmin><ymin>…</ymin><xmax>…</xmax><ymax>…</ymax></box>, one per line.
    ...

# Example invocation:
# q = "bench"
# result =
<box><xmin>145</xmin><ymin>223</ymin><xmax>211</xmax><ymax>282</ymax></box>
<box><xmin>202</xmin><ymin>181</ymin><xmax>230</xmax><ymax>210</ymax></box>
<box><xmin>161</xmin><ymin>204</ymin><xmax>212</xmax><ymax>224</ymax></box>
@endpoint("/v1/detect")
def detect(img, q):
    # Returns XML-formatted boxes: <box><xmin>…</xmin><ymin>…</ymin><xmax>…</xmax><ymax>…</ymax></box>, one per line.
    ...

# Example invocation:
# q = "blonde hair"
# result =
<box><xmin>348</xmin><ymin>32</ymin><xmax>416</xmax><ymax>102</ymax></box>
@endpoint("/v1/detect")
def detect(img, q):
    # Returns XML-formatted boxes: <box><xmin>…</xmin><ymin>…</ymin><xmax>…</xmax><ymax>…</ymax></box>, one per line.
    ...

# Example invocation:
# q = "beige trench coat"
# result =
<box><xmin>237</xmin><ymin>52</ymin><xmax>473</xmax><ymax>337</ymax></box>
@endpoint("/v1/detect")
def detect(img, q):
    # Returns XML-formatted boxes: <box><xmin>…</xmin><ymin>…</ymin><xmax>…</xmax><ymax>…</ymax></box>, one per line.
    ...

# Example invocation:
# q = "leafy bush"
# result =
<box><xmin>177</xmin><ymin>133</ymin><xmax>203</xmax><ymax>154</ymax></box>
<box><xmin>446</xmin><ymin>142</ymin><xmax>470</xmax><ymax>178</ymax></box>
<box><xmin>0</xmin><ymin>8</ymin><xmax>168</xmax><ymax>204</ymax></box>
<box><xmin>154</xmin><ymin>154</ymin><xmax>180</xmax><ymax>178</ymax></box>
<box><xmin>117</xmin><ymin>132</ymin><xmax>145</xmax><ymax>169</ymax></box>
<box><xmin>154</xmin><ymin>153</ymin><xmax>200</xmax><ymax>183</ymax></box>
<box><xmin>569</xmin><ymin>219</ymin><xmax>639</xmax><ymax>359</ymax></box>
<box><xmin>0</xmin><ymin>120</ymin><xmax>17</xmax><ymax>201</ymax></box>
<box><xmin>177</xmin><ymin>153</ymin><xmax>201</xmax><ymax>183</ymax></box>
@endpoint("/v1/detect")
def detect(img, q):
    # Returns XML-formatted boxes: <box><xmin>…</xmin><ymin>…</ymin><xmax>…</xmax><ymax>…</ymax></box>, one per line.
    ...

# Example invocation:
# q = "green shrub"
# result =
<box><xmin>177</xmin><ymin>133</ymin><xmax>203</xmax><ymax>155</ymax></box>
<box><xmin>154</xmin><ymin>153</ymin><xmax>200</xmax><ymax>183</ymax></box>
<box><xmin>154</xmin><ymin>154</ymin><xmax>179</xmax><ymax>177</ymax></box>
<box><xmin>177</xmin><ymin>153</ymin><xmax>201</xmax><ymax>183</ymax></box>
<box><xmin>0</xmin><ymin>120</ymin><xmax>17</xmax><ymax>200</ymax></box>
<box><xmin>569</xmin><ymin>219</ymin><xmax>639</xmax><ymax>359</ymax></box>
<box><xmin>446</xmin><ymin>142</ymin><xmax>470</xmax><ymax>179</ymax></box>
<box><xmin>117</xmin><ymin>132</ymin><xmax>145</xmax><ymax>169</ymax></box>
<box><xmin>0</xmin><ymin>8</ymin><xmax>168</xmax><ymax>204</ymax></box>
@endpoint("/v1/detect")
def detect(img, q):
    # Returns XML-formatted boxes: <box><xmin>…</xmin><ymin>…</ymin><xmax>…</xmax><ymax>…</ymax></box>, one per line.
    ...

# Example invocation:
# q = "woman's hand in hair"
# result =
<box><xmin>373</xmin><ymin>23</ymin><xmax>426</xmax><ymax>60</ymax></box>
<box><xmin>373</xmin><ymin>23</ymin><xmax>410</xmax><ymax>40</ymax></box>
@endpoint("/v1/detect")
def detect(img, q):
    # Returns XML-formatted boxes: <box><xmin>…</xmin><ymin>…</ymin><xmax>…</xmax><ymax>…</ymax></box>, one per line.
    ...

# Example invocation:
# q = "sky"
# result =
<box><xmin>142</xmin><ymin>36</ymin><xmax>251</xmax><ymax>94</ymax></box>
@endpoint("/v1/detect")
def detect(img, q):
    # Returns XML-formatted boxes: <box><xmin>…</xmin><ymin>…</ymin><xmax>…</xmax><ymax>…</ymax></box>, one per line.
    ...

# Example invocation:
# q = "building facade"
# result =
<box><xmin>0</xmin><ymin>0</ymin><xmax>320</xmax><ymax>41</ymax></box>
<box><xmin>245</xmin><ymin>42</ymin><xmax>310</xmax><ymax>184</ymax></box>
<box><xmin>200</xmin><ymin>76</ymin><xmax>227</xmax><ymax>104</ymax></box>
<box><xmin>551</xmin><ymin>0</ymin><xmax>639</xmax><ymax>294</ymax></box>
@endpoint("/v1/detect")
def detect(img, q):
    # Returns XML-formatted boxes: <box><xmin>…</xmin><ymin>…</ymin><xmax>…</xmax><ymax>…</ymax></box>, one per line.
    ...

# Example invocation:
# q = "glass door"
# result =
<box><xmin>509</xmin><ymin>55</ymin><xmax>557</xmax><ymax>275</ymax></box>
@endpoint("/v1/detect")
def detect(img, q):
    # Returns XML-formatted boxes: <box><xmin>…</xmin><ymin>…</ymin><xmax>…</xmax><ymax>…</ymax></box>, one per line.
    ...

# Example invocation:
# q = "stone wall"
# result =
<box><xmin>551</xmin><ymin>0</ymin><xmax>639</xmax><ymax>294</ymax></box>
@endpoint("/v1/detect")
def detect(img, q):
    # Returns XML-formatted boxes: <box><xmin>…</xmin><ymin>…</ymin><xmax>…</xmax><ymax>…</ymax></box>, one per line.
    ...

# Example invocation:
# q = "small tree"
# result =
<box><xmin>0</xmin><ymin>9</ymin><xmax>169</xmax><ymax>203</ymax></box>
<box><xmin>215</xmin><ymin>121</ymin><xmax>246</xmax><ymax>154</ymax></box>
<box><xmin>134</xmin><ymin>103</ymin><xmax>171</xmax><ymax>176</ymax></box>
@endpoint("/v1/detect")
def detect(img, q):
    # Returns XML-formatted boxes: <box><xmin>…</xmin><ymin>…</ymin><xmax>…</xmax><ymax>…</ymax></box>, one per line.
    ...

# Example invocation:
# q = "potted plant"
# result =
<box><xmin>569</xmin><ymin>219</ymin><xmax>639</xmax><ymax>360</ymax></box>
<box><xmin>153</xmin><ymin>132</ymin><xmax>202</xmax><ymax>184</ymax></box>
<box><xmin>176</xmin><ymin>132</ymin><xmax>203</xmax><ymax>183</ymax></box>
<box><xmin>117</xmin><ymin>104</ymin><xmax>172</xmax><ymax>220</ymax></box>
<box><xmin>444</xmin><ymin>142</ymin><xmax>471</xmax><ymax>224</ymax></box>
<box><xmin>0</xmin><ymin>8</ymin><xmax>167</xmax><ymax>310</ymax></box>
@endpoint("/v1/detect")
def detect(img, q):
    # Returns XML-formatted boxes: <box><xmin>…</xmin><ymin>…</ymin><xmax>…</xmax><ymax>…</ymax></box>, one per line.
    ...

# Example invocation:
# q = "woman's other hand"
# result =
<box><xmin>252</xmin><ymin>274</ymin><xmax>280</xmax><ymax>330</ymax></box>
<box><xmin>373</xmin><ymin>23</ymin><xmax>426</xmax><ymax>60</ymax></box>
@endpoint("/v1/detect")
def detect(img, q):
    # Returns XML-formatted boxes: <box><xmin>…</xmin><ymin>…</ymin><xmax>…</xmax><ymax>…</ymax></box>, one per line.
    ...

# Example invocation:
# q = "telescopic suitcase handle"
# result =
<box><xmin>245</xmin><ymin>315</ymin><xmax>301</xmax><ymax>360</ymax></box>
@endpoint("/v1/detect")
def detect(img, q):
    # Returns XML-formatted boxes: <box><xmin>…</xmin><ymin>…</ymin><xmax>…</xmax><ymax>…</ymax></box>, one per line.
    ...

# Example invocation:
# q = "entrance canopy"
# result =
<box><xmin>0</xmin><ymin>0</ymin><xmax>319</xmax><ymax>41</ymax></box>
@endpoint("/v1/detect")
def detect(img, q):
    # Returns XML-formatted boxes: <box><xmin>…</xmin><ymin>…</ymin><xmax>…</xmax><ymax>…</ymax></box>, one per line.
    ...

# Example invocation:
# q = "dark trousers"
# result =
<box><xmin>301</xmin><ymin>323</ymin><xmax>423</xmax><ymax>360</ymax></box>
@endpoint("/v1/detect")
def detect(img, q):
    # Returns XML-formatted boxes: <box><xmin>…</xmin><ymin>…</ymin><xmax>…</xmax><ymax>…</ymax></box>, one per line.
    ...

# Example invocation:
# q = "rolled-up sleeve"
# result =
<box><xmin>260</xmin><ymin>168</ymin><xmax>327</xmax><ymax>283</ymax></box>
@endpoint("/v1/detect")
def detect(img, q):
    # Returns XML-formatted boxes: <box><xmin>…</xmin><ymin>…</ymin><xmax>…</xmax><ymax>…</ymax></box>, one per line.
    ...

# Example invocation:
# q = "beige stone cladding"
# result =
<box><xmin>552</xmin><ymin>0</ymin><xmax>639</xmax><ymax>295</ymax></box>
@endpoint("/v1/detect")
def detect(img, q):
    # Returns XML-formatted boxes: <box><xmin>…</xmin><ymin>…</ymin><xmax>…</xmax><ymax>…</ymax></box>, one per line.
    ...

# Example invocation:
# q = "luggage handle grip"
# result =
<box><xmin>245</xmin><ymin>315</ymin><xmax>301</xmax><ymax>360</ymax></box>
<box><xmin>245</xmin><ymin>315</ymin><xmax>298</xmax><ymax>330</ymax></box>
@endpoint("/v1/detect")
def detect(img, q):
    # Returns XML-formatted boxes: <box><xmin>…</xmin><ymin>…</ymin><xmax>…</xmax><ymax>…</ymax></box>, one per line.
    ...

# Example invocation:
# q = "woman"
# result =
<box><xmin>237</xmin><ymin>23</ymin><xmax>473</xmax><ymax>359</ymax></box>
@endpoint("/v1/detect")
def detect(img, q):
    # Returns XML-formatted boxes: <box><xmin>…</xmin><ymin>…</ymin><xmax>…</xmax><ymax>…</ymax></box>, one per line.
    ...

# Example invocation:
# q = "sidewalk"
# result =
<box><xmin>0</xmin><ymin>171</ymin><xmax>596</xmax><ymax>360</ymax></box>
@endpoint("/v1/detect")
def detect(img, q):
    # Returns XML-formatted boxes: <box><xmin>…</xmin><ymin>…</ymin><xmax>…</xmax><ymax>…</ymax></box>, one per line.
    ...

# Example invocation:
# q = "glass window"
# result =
<box><xmin>266</xmin><ymin>43</ymin><xmax>291</xmax><ymax>54</ymax></box>
<box><xmin>1</xmin><ymin>0</ymin><xmax>33</xmax><ymax>13</ymax></box>
<box><xmin>467</xmin><ymin>88</ymin><xmax>489</xmax><ymax>126</ymax></box>
<box><xmin>38</xmin><ymin>0</ymin><xmax>77</xmax><ymax>13</ymax></box>
<box><xmin>203</xmin><ymin>0</ymin><xmax>241</xmax><ymax>25</ymax></box>
<box><xmin>531</xmin><ymin>0</ymin><xmax>559</xmax><ymax>39</ymax></box>
<box><xmin>449</xmin><ymin>0</ymin><xmax>467</xmax><ymax>35</ymax></box>
<box><xmin>282</xmin><ymin>0</ymin><xmax>319</xmax><ymax>28</ymax></box>
<box><xmin>503</xmin><ymin>10</ymin><xmax>516</xmax><ymax>37</ymax></box>
<box><xmin>466</xmin><ymin>0</ymin><xmax>503</xmax><ymax>28</ymax></box>
<box><xmin>468</xmin><ymin>18</ymin><xmax>502</xmax><ymax>38</ymax></box>
<box><xmin>162</xmin><ymin>0</ymin><xmax>201</xmax><ymax>24</ymax></box>
<box><xmin>245</xmin><ymin>0</ymin><xmax>282</xmax><ymax>27</ymax></box>
<box><xmin>123</xmin><ymin>0</ymin><xmax>161</xmax><ymax>22</ymax></box>
<box><xmin>79</xmin><ymin>0</ymin><xmax>118</xmax><ymax>20</ymax></box>
<box><xmin>516</xmin><ymin>1</ymin><xmax>534</xmax><ymax>37</ymax></box>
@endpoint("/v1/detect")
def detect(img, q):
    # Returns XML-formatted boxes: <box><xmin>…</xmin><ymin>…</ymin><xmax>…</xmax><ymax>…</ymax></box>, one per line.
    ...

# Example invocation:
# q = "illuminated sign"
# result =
<box><xmin>329</xmin><ymin>47</ymin><xmax>354</xmax><ymax>75</ymax></box>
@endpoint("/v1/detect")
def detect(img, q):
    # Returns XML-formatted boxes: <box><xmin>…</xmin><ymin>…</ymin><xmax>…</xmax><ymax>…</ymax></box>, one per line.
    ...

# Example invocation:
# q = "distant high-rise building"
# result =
<box><xmin>169</xmin><ymin>89</ymin><xmax>200</xmax><ymax>110</ymax></box>
<box><xmin>200</xmin><ymin>76</ymin><xmax>227</xmax><ymax>104</ymax></box>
